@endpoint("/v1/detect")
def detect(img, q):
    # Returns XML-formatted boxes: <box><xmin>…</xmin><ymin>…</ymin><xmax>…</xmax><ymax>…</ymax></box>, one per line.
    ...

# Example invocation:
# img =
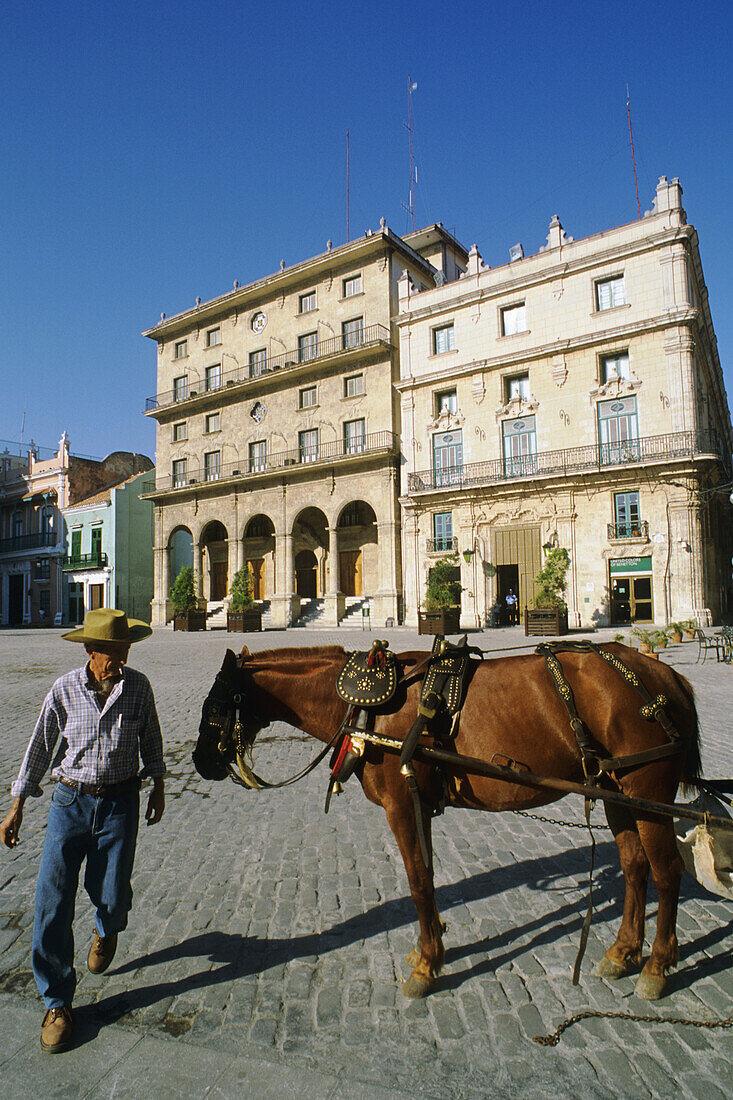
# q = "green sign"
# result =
<box><xmin>609</xmin><ymin>556</ymin><xmax>652</xmax><ymax>575</ymax></box>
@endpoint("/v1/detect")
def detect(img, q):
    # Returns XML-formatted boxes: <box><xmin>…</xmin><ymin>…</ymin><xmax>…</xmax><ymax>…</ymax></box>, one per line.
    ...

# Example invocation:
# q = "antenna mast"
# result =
<box><xmin>626</xmin><ymin>86</ymin><xmax>641</xmax><ymax>220</ymax></box>
<box><xmin>405</xmin><ymin>77</ymin><xmax>417</xmax><ymax>231</ymax></box>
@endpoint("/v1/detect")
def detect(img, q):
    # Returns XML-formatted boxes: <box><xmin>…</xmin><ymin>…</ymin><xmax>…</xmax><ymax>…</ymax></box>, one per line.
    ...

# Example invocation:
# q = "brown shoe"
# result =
<box><xmin>87</xmin><ymin>929</ymin><xmax>118</xmax><ymax>974</ymax></box>
<box><xmin>41</xmin><ymin>1005</ymin><xmax>73</xmax><ymax>1053</ymax></box>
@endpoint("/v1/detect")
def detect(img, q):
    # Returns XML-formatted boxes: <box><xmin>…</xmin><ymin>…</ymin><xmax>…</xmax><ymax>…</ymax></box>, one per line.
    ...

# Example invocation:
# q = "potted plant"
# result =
<box><xmin>171</xmin><ymin>566</ymin><xmax>206</xmax><ymax>631</ymax></box>
<box><xmin>680</xmin><ymin>619</ymin><xmax>697</xmax><ymax>640</ymax></box>
<box><xmin>631</xmin><ymin>626</ymin><xmax>658</xmax><ymax>657</ymax></box>
<box><xmin>613</xmin><ymin>632</ymin><xmax>633</xmax><ymax>647</ymax></box>
<box><xmin>227</xmin><ymin>566</ymin><xmax>262</xmax><ymax>632</ymax></box>
<box><xmin>418</xmin><ymin>556</ymin><xmax>462</xmax><ymax>635</ymax></box>
<box><xmin>655</xmin><ymin>629</ymin><xmax>668</xmax><ymax>650</ymax></box>
<box><xmin>667</xmin><ymin>622</ymin><xmax>685</xmax><ymax>644</ymax></box>
<box><xmin>525</xmin><ymin>547</ymin><xmax>570</xmax><ymax>636</ymax></box>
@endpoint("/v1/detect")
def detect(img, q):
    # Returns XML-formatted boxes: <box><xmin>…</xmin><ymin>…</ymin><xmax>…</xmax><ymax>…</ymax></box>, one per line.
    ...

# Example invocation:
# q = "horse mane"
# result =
<box><xmin>239</xmin><ymin>645</ymin><xmax>347</xmax><ymax>664</ymax></box>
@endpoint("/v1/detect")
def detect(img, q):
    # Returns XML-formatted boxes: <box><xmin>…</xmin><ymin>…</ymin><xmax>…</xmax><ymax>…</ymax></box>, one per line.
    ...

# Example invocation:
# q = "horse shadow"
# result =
<box><xmin>70</xmin><ymin>840</ymin><xmax>731</xmax><ymax>1044</ymax></box>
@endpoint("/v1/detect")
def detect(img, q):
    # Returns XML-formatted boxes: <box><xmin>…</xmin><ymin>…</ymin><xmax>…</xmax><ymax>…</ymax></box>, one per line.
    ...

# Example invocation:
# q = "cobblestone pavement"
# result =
<box><xmin>0</xmin><ymin>625</ymin><xmax>731</xmax><ymax>1099</ymax></box>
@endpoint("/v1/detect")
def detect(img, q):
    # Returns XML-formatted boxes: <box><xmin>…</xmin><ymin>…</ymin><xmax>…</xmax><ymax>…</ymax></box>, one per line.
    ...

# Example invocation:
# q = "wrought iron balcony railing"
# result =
<box><xmin>407</xmin><ymin>431</ymin><xmax>728</xmax><ymax>494</ymax></box>
<box><xmin>144</xmin><ymin>323</ymin><xmax>391</xmax><ymax>412</ymax></box>
<box><xmin>607</xmin><ymin>521</ymin><xmax>649</xmax><ymax>540</ymax></box>
<box><xmin>426</xmin><ymin>536</ymin><xmax>458</xmax><ymax>553</ymax></box>
<box><xmin>142</xmin><ymin>431</ymin><xmax>398</xmax><ymax>494</ymax></box>
<box><xmin>0</xmin><ymin>531</ymin><xmax>56</xmax><ymax>554</ymax></box>
<box><xmin>62</xmin><ymin>552</ymin><xmax>108</xmax><ymax>571</ymax></box>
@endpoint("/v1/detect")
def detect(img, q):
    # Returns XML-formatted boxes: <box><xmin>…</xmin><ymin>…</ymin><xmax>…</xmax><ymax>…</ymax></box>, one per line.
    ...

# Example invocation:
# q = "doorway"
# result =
<box><xmin>339</xmin><ymin>550</ymin><xmax>362</xmax><ymax>597</ymax></box>
<box><xmin>295</xmin><ymin>550</ymin><xmax>318</xmax><ymax>597</ymax></box>
<box><xmin>68</xmin><ymin>583</ymin><xmax>84</xmax><ymax>624</ymax></box>
<box><xmin>89</xmin><ymin>584</ymin><xmax>104</xmax><ymax>610</ymax></box>
<box><xmin>8</xmin><ymin>575</ymin><xmax>23</xmax><ymax>625</ymax></box>
<box><xmin>246</xmin><ymin>558</ymin><xmax>264</xmax><ymax>601</ymax></box>
<box><xmin>610</xmin><ymin>575</ymin><xmax>653</xmax><ymax>623</ymax></box>
<box><xmin>211</xmin><ymin>561</ymin><xmax>228</xmax><ymax>601</ymax></box>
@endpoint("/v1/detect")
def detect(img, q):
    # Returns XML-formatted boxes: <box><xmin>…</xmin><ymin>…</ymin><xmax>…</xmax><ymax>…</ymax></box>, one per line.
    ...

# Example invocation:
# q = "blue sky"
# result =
<box><xmin>2</xmin><ymin>0</ymin><xmax>731</xmax><ymax>459</ymax></box>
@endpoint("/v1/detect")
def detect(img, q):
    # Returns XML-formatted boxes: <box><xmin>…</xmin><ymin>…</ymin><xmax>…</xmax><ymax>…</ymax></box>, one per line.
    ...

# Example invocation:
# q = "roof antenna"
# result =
<box><xmin>402</xmin><ymin>77</ymin><xmax>418</xmax><ymax>231</ymax></box>
<box><xmin>626</xmin><ymin>85</ymin><xmax>641</xmax><ymax>220</ymax></box>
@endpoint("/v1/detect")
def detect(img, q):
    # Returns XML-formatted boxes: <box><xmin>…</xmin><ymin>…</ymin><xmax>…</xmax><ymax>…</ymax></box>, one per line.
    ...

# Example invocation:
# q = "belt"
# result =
<box><xmin>57</xmin><ymin>775</ymin><xmax>140</xmax><ymax>798</ymax></box>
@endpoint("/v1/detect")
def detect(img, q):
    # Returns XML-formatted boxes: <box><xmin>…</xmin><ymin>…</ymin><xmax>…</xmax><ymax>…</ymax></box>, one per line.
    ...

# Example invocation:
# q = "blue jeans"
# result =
<box><xmin>32</xmin><ymin>782</ymin><xmax>140</xmax><ymax>1008</ymax></box>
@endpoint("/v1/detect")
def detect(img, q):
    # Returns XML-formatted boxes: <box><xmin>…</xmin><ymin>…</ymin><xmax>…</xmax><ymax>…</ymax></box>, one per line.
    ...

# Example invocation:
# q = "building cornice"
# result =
<box><xmin>394</xmin><ymin>222</ymin><xmax>695</xmax><ymax>328</ymax></box>
<box><xmin>142</xmin><ymin>227</ymin><xmax>445</xmax><ymax>342</ymax></box>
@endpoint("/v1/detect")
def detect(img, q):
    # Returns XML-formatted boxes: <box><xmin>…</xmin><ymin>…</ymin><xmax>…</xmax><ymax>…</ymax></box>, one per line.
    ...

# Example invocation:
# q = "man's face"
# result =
<box><xmin>86</xmin><ymin>642</ymin><xmax>131</xmax><ymax>684</ymax></box>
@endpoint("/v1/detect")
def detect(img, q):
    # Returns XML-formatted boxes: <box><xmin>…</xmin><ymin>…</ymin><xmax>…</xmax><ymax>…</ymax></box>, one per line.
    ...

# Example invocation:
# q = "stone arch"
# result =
<box><xmin>335</xmin><ymin>500</ymin><xmax>378</xmax><ymax>597</ymax></box>
<box><xmin>242</xmin><ymin>513</ymin><xmax>276</xmax><ymax>600</ymax></box>
<box><xmin>168</xmin><ymin>526</ymin><xmax>194</xmax><ymax>584</ymax></box>
<box><xmin>200</xmin><ymin>520</ymin><xmax>229</xmax><ymax>601</ymax></box>
<box><xmin>292</xmin><ymin>506</ymin><xmax>328</xmax><ymax>598</ymax></box>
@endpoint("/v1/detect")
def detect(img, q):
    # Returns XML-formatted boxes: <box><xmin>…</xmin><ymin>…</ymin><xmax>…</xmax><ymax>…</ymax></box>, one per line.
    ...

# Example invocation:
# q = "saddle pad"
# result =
<box><xmin>336</xmin><ymin>648</ymin><xmax>398</xmax><ymax>707</ymax></box>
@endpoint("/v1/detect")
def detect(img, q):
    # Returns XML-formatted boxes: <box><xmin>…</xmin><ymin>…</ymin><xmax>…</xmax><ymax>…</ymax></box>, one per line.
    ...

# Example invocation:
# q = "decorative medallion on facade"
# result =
<box><xmin>251</xmin><ymin>311</ymin><xmax>267</xmax><ymax>334</ymax></box>
<box><xmin>250</xmin><ymin>402</ymin><xmax>266</xmax><ymax>423</ymax></box>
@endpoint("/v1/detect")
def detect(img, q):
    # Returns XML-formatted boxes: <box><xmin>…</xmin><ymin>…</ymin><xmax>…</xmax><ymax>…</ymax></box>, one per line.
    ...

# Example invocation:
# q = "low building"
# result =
<box><xmin>395</xmin><ymin>178</ymin><xmax>732</xmax><ymax>629</ymax></box>
<box><xmin>0</xmin><ymin>433</ymin><xmax>153</xmax><ymax>626</ymax></box>
<box><xmin>142</xmin><ymin>222</ymin><xmax>468</xmax><ymax>628</ymax></box>
<box><xmin>62</xmin><ymin>470</ymin><xmax>155</xmax><ymax>624</ymax></box>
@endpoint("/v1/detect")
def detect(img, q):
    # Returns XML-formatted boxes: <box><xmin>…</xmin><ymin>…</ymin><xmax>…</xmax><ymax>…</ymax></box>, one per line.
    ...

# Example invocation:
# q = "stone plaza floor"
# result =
<box><xmin>0</xmin><ymin>624</ymin><xmax>731</xmax><ymax>1099</ymax></box>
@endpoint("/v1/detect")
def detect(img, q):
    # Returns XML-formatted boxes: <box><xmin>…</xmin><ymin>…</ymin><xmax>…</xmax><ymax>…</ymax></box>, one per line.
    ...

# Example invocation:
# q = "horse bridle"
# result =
<box><xmin>198</xmin><ymin>654</ymin><xmax>342</xmax><ymax>791</ymax></box>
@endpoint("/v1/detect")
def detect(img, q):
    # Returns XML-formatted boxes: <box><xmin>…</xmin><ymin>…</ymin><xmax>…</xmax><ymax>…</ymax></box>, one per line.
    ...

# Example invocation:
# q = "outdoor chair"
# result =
<box><xmin>716</xmin><ymin>625</ymin><xmax>733</xmax><ymax>664</ymax></box>
<box><xmin>694</xmin><ymin>627</ymin><xmax>724</xmax><ymax>663</ymax></box>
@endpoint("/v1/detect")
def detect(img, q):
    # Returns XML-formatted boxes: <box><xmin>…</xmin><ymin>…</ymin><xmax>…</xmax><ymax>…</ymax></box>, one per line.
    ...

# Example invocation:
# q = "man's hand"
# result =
<box><xmin>1</xmin><ymin>798</ymin><xmax>24</xmax><ymax>848</ymax></box>
<box><xmin>145</xmin><ymin>780</ymin><xmax>165</xmax><ymax>826</ymax></box>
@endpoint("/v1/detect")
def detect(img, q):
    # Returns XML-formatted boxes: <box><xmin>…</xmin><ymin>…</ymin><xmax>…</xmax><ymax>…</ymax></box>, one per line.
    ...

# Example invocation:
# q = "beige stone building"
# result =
<box><xmin>395</xmin><ymin>178</ymin><xmax>732</xmax><ymax>630</ymax></box>
<box><xmin>142</xmin><ymin>223</ymin><xmax>468</xmax><ymax>628</ymax></box>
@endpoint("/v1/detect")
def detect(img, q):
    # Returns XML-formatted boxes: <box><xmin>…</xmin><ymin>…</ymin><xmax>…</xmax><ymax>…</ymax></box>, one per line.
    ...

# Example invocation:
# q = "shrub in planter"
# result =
<box><xmin>227</xmin><ymin>566</ymin><xmax>262</xmax><ymax>632</ymax></box>
<box><xmin>525</xmin><ymin>547</ymin><xmax>570</xmax><ymax>636</ymax></box>
<box><xmin>170</xmin><ymin>566</ymin><xmax>205</xmax><ymax>631</ymax></box>
<box><xmin>419</xmin><ymin>556</ymin><xmax>462</xmax><ymax>635</ymax></box>
<box><xmin>631</xmin><ymin>626</ymin><xmax>657</xmax><ymax>654</ymax></box>
<box><xmin>667</xmin><ymin>622</ymin><xmax>685</xmax><ymax>644</ymax></box>
<box><xmin>680</xmin><ymin>619</ymin><xmax>697</xmax><ymax>639</ymax></box>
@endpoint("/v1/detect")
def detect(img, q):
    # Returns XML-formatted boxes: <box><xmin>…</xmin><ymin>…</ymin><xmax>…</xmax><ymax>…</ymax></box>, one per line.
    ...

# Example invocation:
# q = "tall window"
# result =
<box><xmin>614</xmin><ymin>491</ymin><xmax>641</xmax><ymax>537</ymax></box>
<box><xmin>206</xmin><ymin>327</ymin><xmax>221</xmax><ymax>347</ymax></box>
<box><xmin>299</xmin><ymin>386</ymin><xmax>317</xmax><ymax>409</ymax></box>
<box><xmin>505</xmin><ymin>373</ymin><xmax>529</xmax><ymax>401</ymax></box>
<box><xmin>173</xmin><ymin>375</ymin><xmax>188</xmax><ymax>402</ymax></box>
<box><xmin>502</xmin><ymin>416</ymin><xmax>537</xmax><ymax>477</ymax></box>
<box><xmin>598</xmin><ymin>397</ymin><xmax>639</xmax><ymax>465</ymax></box>
<box><xmin>436</xmin><ymin>389</ymin><xmax>457</xmax><ymax>415</ymax></box>
<box><xmin>205</xmin><ymin>363</ymin><xmax>222</xmax><ymax>391</ymax></box>
<box><xmin>249</xmin><ymin>440</ymin><xmax>267</xmax><ymax>472</ymax></box>
<box><xmin>172</xmin><ymin>459</ymin><xmax>187</xmax><ymax>487</ymax></box>
<box><xmin>433</xmin><ymin>512</ymin><xmax>453</xmax><ymax>552</ymax></box>
<box><xmin>299</xmin><ymin>428</ymin><xmax>319</xmax><ymax>463</ymax></box>
<box><xmin>12</xmin><ymin>511</ymin><xmax>23</xmax><ymax>538</ymax></box>
<box><xmin>432</xmin><ymin>323</ymin><xmax>455</xmax><ymax>355</ymax></box>
<box><xmin>343</xmin><ymin>274</ymin><xmax>362</xmax><ymax>298</ymax></box>
<box><xmin>501</xmin><ymin>303</ymin><xmax>527</xmax><ymax>336</ymax></box>
<box><xmin>601</xmin><ymin>352</ymin><xmax>630</xmax><ymax>382</ymax></box>
<box><xmin>344</xmin><ymin>418</ymin><xmax>365</xmax><ymax>454</ymax></box>
<box><xmin>39</xmin><ymin>590</ymin><xmax>50</xmax><ymax>617</ymax></box>
<box><xmin>342</xmin><ymin>316</ymin><xmax>364</xmax><ymax>349</ymax></box>
<box><xmin>205</xmin><ymin>412</ymin><xmax>220</xmax><ymax>434</ymax></box>
<box><xmin>299</xmin><ymin>290</ymin><xmax>316</xmax><ymax>313</ymax></box>
<box><xmin>298</xmin><ymin>332</ymin><xmax>318</xmax><ymax>362</ymax></box>
<box><xmin>432</xmin><ymin>430</ymin><xmax>463</xmax><ymax>487</ymax></box>
<box><xmin>71</xmin><ymin>529</ymin><xmax>81</xmax><ymax>559</ymax></box>
<box><xmin>174</xmin><ymin>340</ymin><xmax>187</xmax><ymax>359</ymax></box>
<box><xmin>91</xmin><ymin>527</ymin><xmax>102</xmax><ymax>561</ymax></box>
<box><xmin>344</xmin><ymin>373</ymin><xmax>364</xmax><ymax>398</ymax></box>
<box><xmin>249</xmin><ymin>348</ymin><xmax>267</xmax><ymax>377</ymax></box>
<box><xmin>40</xmin><ymin>505</ymin><xmax>54</xmax><ymax>534</ymax></box>
<box><xmin>172</xmin><ymin>421</ymin><xmax>187</xmax><ymax>442</ymax></box>
<box><xmin>596</xmin><ymin>276</ymin><xmax>625</xmax><ymax>311</ymax></box>
<box><xmin>204</xmin><ymin>451</ymin><xmax>221</xmax><ymax>481</ymax></box>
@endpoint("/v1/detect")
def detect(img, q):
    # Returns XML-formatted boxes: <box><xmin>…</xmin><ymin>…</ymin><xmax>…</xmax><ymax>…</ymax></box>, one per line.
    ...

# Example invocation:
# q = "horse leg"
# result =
<box><xmin>384</xmin><ymin>801</ymin><xmax>444</xmax><ymax>999</ymax></box>
<box><xmin>597</xmin><ymin>805</ymin><xmax>648</xmax><ymax>979</ymax></box>
<box><xmin>633</xmin><ymin>817</ymin><xmax>683</xmax><ymax>1000</ymax></box>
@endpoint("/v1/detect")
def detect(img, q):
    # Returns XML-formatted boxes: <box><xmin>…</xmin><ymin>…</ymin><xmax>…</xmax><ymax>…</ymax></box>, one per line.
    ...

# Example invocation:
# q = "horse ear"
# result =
<box><xmin>240</xmin><ymin>645</ymin><xmax>250</xmax><ymax>658</ymax></box>
<box><xmin>223</xmin><ymin>649</ymin><xmax>237</xmax><ymax>673</ymax></box>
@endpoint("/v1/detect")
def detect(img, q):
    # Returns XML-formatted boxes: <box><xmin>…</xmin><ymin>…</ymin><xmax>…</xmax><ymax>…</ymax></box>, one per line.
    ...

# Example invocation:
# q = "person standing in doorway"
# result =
<box><xmin>505</xmin><ymin>589</ymin><xmax>519</xmax><ymax>625</ymax></box>
<box><xmin>0</xmin><ymin>609</ymin><xmax>165</xmax><ymax>1054</ymax></box>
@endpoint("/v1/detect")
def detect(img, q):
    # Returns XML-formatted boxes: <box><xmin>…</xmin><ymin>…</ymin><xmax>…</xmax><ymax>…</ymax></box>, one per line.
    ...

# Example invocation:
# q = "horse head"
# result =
<box><xmin>192</xmin><ymin>647</ymin><xmax>269</xmax><ymax>782</ymax></box>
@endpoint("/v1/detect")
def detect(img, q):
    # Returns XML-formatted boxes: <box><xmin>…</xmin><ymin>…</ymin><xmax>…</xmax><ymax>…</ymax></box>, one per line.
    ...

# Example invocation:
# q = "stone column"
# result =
<box><xmin>160</xmin><ymin>540</ymin><xmax>170</xmax><ymax>625</ymax></box>
<box><xmin>195</xmin><ymin>543</ymin><xmax>204</xmax><ymax>602</ymax></box>
<box><xmin>401</xmin><ymin>508</ymin><xmax>421</xmax><ymax>629</ymax></box>
<box><xmin>324</xmin><ymin>526</ymin><xmax>344</xmax><ymax>626</ymax></box>
<box><xmin>271</xmin><ymin>531</ymin><xmax>298</xmax><ymax>628</ymax></box>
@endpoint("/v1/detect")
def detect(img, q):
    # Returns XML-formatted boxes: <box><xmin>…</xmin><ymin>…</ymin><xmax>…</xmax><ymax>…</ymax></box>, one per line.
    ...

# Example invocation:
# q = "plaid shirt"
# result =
<box><xmin>11</xmin><ymin>664</ymin><xmax>165</xmax><ymax>798</ymax></box>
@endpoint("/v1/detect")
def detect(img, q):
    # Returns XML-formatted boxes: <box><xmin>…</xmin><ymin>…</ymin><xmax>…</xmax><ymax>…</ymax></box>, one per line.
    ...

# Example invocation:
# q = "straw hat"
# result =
<box><xmin>62</xmin><ymin>608</ymin><xmax>152</xmax><ymax>645</ymax></box>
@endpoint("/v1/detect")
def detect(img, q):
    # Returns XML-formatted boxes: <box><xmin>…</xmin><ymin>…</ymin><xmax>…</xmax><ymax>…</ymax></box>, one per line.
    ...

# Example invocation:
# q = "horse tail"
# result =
<box><xmin>672</xmin><ymin>669</ymin><xmax>703</xmax><ymax>793</ymax></box>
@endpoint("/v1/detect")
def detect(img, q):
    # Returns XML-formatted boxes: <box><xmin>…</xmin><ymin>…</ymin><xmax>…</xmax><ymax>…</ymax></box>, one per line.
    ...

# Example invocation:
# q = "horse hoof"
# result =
<box><xmin>402</xmin><ymin>973</ymin><xmax>434</xmax><ymax>999</ymax></box>
<box><xmin>635</xmin><ymin>971</ymin><xmax>666</xmax><ymax>1000</ymax></box>
<box><xmin>406</xmin><ymin>948</ymin><xmax>420</xmax><ymax>968</ymax></box>
<box><xmin>596</xmin><ymin>956</ymin><xmax>629</xmax><ymax>980</ymax></box>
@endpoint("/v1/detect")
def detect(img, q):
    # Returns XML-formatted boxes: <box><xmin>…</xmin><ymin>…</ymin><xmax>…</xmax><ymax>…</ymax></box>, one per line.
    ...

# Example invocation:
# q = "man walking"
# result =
<box><xmin>0</xmin><ymin>609</ymin><xmax>165</xmax><ymax>1053</ymax></box>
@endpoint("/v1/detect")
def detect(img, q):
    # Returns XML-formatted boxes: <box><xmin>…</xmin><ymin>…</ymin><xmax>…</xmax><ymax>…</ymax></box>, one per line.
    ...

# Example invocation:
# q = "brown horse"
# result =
<box><xmin>193</xmin><ymin>643</ymin><xmax>701</xmax><ymax>1001</ymax></box>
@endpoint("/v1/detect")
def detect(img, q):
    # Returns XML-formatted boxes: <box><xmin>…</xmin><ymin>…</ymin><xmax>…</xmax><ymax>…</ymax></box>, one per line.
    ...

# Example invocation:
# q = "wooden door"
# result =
<box><xmin>247</xmin><ymin>558</ymin><xmax>264</xmax><ymax>600</ymax></box>
<box><xmin>212</xmin><ymin>561</ymin><xmax>228</xmax><ymax>601</ymax></box>
<box><xmin>89</xmin><ymin>584</ymin><xmax>104</xmax><ymax>610</ymax></box>
<box><xmin>339</xmin><ymin>550</ymin><xmax>362</xmax><ymax>597</ymax></box>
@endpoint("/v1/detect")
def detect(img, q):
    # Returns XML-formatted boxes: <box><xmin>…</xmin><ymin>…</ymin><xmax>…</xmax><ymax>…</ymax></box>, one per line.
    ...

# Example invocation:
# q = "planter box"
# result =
<box><xmin>227</xmin><ymin>608</ymin><xmax>263</xmax><ymax>632</ymax></box>
<box><xmin>418</xmin><ymin>608</ymin><xmax>461</xmax><ymax>635</ymax></box>
<box><xmin>173</xmin><ymin>611</ymin><xmax>206</xmax><ymax>632</ymax></box>
<box><xmin>524</xmin><ymin>606</ymin><xmax>569</xmax><ymax>637</ymax></box>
